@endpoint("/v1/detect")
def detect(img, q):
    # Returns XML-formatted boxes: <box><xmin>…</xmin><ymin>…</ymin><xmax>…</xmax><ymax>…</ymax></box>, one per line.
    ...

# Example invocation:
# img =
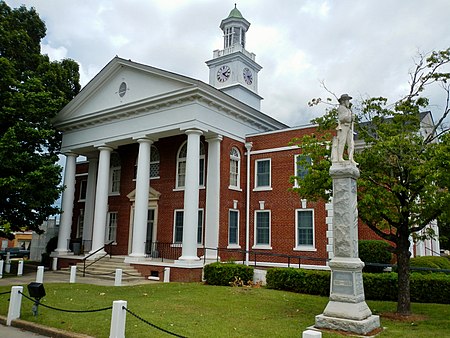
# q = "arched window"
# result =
<box><xmin>229</xmin><ymin>147</ymin><xmax>241</xmax><ymax>189</ymax></box>
<box><xmin>109</xmin><ymin>152</ymin><xmax>121</xmax><ymax>194</ymax></box>
<box><xmin>176</xmin><ymin>141</ymin><xmax>205</xmax><ymax>188</ymax></box>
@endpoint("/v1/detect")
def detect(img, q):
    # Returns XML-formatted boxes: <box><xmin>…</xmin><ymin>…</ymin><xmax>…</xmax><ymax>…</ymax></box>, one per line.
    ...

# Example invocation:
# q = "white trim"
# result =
<box><xmin>228</xmin><ymin>209</ymin><xmax>240</xmax><ymax>247</ymax></box>
<box><xmin>250</xmin><ymin>145</ymin><xmax>298</xmax><ymax>155</ymax></box>
<box><xmin>229</xmin><ymin>146</ymin><xmax>241</xmax><ymax>189</ymax></box>
<box><xmin>254</xmin><ymin>158</ymin><xmax>271</xmax><ymax>189</ymax></box>
<box><xmin>254</xmin><ymin>209</ymin><xmax>271</xmax><ymax>248</ymax></box>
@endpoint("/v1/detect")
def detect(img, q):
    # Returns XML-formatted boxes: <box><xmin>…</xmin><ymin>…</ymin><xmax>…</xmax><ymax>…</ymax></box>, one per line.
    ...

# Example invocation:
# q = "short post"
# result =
<box><xmin>303</xmin><ymin>329</ymin><xmax>322</xmax><ymax>337</ymax></box>
<box><xmin>52</xmin><ymin>257</ymin><xmax>58</xmax><ymax>271</ymax></box>
<box><xmin>17</xmin><ymin>260</ymin><xmax>24</xmax><ymax>276</ymax></box>
<box><xmin>114</xmin><ymin>268</ymin><xmax>122</xmax><ymax>287</ymax></box>
<box><xmin>109</xmin><ymin>300</ymin><xmax>127</xmax><ymax>338</ymax></box>
<box><xmin>163</xmin><ymin>267</ymin><xmax>170</xmax><ymax>283</ymax></box>
<box><xmin>7</xmin><ymin>286</ymin><xmax>23</xmax><ymax>326</ymax></box>
<box><xmin>5</xmin><ymin>252</ymin><xmax>11</xmax><ymax>273</ymax></box>
<box><xmin>70</xmin><ymin>265</ymin><xmax>77</xmax><ymax>283</ymax></box>
<box><xmin>36</xmin><ymin>266</ymin><xmax>44</xmax><ymax>283</ymax></box>
<box><xmin>0</xmin><ymin>260</ymin><xmax>3</xmax><ymax>278</ymax></box>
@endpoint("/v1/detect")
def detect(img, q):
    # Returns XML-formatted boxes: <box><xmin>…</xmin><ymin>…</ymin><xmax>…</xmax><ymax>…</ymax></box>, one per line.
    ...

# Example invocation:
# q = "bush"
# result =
<box><xmin>266</xmin><ymin>268</ymin><xmax>330</xmax><ymax>296</ymax></box>
<box><xmin>266</xmin><ymin>267</ymin><xmax>450</xmax><ymax>304</ymax></box>
<box><xmin>410</xmin><ymin>256</ymin><xmax>450</xmax><ymax>273</ymax></box>
<box><xmin>359</xmin><ymin>240</ymin><xmax>392</xmax><ymax>272</ymax></box>
<box><xmin>203</xmin><ymin>262</ymin><xmax>254</xmax><ymax>286</ymax></box>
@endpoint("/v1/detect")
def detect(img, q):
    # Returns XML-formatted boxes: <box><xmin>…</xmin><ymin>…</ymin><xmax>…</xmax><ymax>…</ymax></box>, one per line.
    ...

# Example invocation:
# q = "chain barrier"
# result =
<box><xmin>0</xmin><ymin>290</ymin><xmax>11</xmax><ymax>296</ymax></box>
<box><xmin>18</xmin><ymin>291</ymin><xmax>112</xmax><ymax>313</ymax></box>
<box><xmin>83</xmin><ymin>271</ymin><xmax>116</xmax><ymax>276</ymax></box>
<box><xmin>122</xmin><ymin>271</ymin><xmax>141</xmax><ymax>277</ymax></box>
<box><xmin>123</xmin><ymin>306</ymin><xmax>187</xmax><ymax>338</ymax></box>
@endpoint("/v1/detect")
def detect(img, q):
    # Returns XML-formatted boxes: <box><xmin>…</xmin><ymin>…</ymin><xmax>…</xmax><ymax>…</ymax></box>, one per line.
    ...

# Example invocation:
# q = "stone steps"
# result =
<box><xmin>57</xmin><ymin>256</ymin><xmax>144</xmax><ymax>282</ymax></box>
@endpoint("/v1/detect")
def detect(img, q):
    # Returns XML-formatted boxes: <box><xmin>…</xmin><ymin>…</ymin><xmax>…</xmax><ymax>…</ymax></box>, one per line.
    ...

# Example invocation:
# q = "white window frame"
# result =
<box><xmin>294</xmin><ymin>154</ymin><xmax>312</xmax><ymax>188</ymax></box>
<box><xmin>172</xmin><ymin>209</ymin><xmax>204</xmax><ymax>245</ymax></box>
<box><xmin>294</xmin><ymin>209</ymin><xmax>316</xmax><ymax>251</ymax></box>
<box><xmin>227</xmin><ymin>209</ymin><xmax>240</xmax><ymax>248</ymax></box>
<box><xmin>79</xmin><ymin>179</ymin><xmax>87</xmax><ymax>201</ymax></box>
<box><xmin>150</xmin><ymin>145</ymin><xmax>160</xmax><ymax>179</ymax></box>
<box><xmin>254</xmin><ymin>158</ymin><xmax>272</xmax><ymax>191</ymax></box>
<box><xmin>253</xmin><ymin>210</ymin><xmax>272</xmax><ymax>249</ymax></box>
<box><xmin>105</xmin><ymin>211</ymin><xmax>118</xmax><ymax>243</ymax></box>
<box><xmin>76</xmin><ymin>209</ymin><xmax>84</xmax><ymax>238</ymax></box>
<box><xmin>229</xmin><ymin>147</ymin><xmax>241</xmax><ymax>190</ymax></box>
<box><xmin>175</xmin><ymin>141</ymin><xmax>205</xmax><ymax>189</ymax></box>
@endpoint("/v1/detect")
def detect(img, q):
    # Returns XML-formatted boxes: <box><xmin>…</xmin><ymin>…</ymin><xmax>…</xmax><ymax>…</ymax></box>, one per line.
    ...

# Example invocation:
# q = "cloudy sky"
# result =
<box><xmin>5</xmin><ymin>0</ymin><xmax>450</xmax><ymax>126</ymax></box>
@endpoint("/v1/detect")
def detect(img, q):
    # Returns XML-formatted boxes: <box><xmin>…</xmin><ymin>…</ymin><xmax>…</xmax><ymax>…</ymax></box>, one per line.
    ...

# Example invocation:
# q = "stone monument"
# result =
<box><xmin>315</xmin><ymin>94</ymin><xmax>380</xmax><ymax>335</ymax></box>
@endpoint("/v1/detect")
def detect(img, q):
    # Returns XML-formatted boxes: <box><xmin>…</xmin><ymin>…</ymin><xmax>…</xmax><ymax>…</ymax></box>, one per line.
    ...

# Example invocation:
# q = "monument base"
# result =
<box><xmin>315</xmin><ymin>313</ymin><xmax>380</xmax><ymax>335</ymax></box>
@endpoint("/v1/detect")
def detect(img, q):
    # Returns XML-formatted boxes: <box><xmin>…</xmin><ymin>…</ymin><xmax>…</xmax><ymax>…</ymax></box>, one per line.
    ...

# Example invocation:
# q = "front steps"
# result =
<box><xmin>57</xmin><ymin>256</ymin><xmax>145</xmax><ymax>283</ymax></box>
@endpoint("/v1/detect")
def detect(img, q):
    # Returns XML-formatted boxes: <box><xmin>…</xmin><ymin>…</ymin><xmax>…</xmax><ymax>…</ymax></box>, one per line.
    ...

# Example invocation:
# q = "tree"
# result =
<box><xmin>292</xmin><ymin>49</ymin><xmax>450</xmax><ymax>315</ymax></box>
<box><xmin>0</xmin><ymin>2</ymin><xmax>81</xmax><ymax>238</ymax></box>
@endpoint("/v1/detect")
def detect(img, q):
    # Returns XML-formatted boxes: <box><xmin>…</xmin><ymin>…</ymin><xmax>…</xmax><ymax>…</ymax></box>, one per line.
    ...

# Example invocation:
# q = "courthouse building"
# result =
<box><xmin>52</xmin><ymin>6</ymin><xmax>438</xmax><ymax>281</ymax></box>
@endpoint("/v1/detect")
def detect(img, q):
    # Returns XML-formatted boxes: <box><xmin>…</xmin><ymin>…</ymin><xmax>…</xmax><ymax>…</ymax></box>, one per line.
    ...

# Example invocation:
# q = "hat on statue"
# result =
<box><xmin>338</xmin><ymin>94</ymin><xmax>352</xmax><ymax>103</ymax></box>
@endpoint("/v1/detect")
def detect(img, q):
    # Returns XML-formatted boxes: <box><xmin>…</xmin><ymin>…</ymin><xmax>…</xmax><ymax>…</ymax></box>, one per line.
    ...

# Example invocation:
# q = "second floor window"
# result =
<box><xmin>109</xmin><ymin>152</ymin><xmax>121</xmax><ymax>194</ymax></box>
<box><xmin>255</xmin><ymin>158</ymin><xmax>271</xmax><ymax>189</ymax></box>
<box><xmin>229</xmin><ymin>147</ymin><xmax>241</xmax><ymax>189</ymax></box>
<box><xmin>176</xmin><ymin>141</ymin><xmax>205</xmax><ymax>188</ymax></box>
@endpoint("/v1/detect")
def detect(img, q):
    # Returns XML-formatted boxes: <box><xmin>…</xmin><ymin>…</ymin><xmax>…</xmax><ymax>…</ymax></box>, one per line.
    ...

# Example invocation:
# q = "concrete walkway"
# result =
<box><xmin>0</xmin><ymin>323</ymin><xmax>48</xmax><ymax>338</ymax></box>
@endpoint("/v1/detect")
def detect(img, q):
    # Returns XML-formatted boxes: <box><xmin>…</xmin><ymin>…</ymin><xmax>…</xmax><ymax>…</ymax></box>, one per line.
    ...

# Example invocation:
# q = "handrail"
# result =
<box><xmin>82</xmin><ymin>241</ymin><xmax>114</xmax><ymax>277</ymax></box>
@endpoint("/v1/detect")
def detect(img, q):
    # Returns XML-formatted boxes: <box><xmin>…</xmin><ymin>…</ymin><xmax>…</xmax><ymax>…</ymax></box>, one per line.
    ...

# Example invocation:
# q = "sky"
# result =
<box><xmin>5</xmin><ymin>0</ymin><xmax>450</xmax><ymax>127</ymax></box>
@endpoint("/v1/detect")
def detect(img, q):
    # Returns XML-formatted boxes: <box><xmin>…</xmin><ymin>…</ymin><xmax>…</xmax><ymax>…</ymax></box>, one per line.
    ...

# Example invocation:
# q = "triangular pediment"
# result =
<box><xmin>127</xmin><ymin>186</ymin><xmax>161</xmax><ymax>202</ymax></box>
<box><xmin>54</xmin><ymin>57</ymin><xmax>197</xmax><ymax>126</ymax></box>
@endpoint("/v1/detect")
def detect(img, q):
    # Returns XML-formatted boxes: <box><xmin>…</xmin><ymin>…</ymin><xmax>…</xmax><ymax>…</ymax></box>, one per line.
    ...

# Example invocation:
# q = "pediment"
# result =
<box><xmin>54</xmin><ymin>57</ymin><xmax>197</xmax><ymax>126</ymax></box>
<box><xmin>127</xmin><ymin>186</ymin><xmax>161</xmax><ymax>202</ymax></box>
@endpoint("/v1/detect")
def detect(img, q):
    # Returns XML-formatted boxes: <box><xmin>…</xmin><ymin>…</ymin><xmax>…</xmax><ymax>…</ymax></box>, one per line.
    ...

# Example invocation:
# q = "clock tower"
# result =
<box><xmin>206</xmin><ymin>5</ymin><xmax>263</xmax><ymax>110</ymax></box>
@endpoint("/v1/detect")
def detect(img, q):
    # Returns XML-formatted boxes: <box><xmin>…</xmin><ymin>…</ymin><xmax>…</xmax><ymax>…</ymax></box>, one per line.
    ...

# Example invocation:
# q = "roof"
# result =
<box><xmin>227</xmin><ymin>5</ymin><xmax>244</xmax><ymax>19</ymax></box>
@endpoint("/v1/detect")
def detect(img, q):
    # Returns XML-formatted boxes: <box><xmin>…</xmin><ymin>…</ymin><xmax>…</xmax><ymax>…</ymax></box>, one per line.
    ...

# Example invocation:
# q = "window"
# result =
<box><xmin>229</xmin><ymin>147</ymin><xmax>241</xmax><ymax>189</ymax></box>
<box><xmin>254</xmin><ymin>210</ymin><xmax>271</xmax><ymax>247</ymax></box>
<box><xmin>176</xmin><ymin>141</ymin><xmax>205</xmax><ymax>188</ymax></box>
<box><xmin>295</xmin><ymin>155</ymin><xmax>311</xmax><ymax>186</ymax></box>
<box><xmin>228</xmin><ymin>210</ymin><xmax>239</xmax><ymax>246</ymax></box>
<box><xmin>79</xmin><ymin>179</ymin><xmax>87</xmax><ymax>201</ymax></box>
<box><xmin>255</xmin><ymin>159</ymin><xmax>271</xmax><ymax>189</ymax></box>
<box><xmin>224</xmin><ymin>27</ymin><xmax>232</xmax><ymax>48</ymax></box>
<box><xmin>173</xmin><ymin>209</ymin><xmax>204</xmax><ymax>244</ymax></box>
<box><xmin>105</xmin><ymin>212</ymin><xmax>118</xmax><ymax>243</ymax></box>
<box><xmin>77</xmin><ymin>209</ymin><xmax>84</xmax><ymax>238</ymax></box>
<box><xmin>150</xmin><ymin>145</ymin><xmax>160</xmax><ymax>179</ymax></box>
<box><xmin>109</xmin><ymin>152</ymin><xmax>121</xmax><ymax>194</ymax></box>
<box><xmin>296</xmin><ymin>209</ymin><xmax>314</xmax><ymax>249</ymax></box>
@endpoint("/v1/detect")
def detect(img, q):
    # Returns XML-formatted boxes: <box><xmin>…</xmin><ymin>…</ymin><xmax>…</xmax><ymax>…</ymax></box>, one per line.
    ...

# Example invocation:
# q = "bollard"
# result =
<box><xmin>5</xmin><ymin>252</ymin><xmax>11</xmax><ymax>273</ymax></box>
<box><xmin>109</xmin><ymin>300</ymin><xmax>127</xmax><ymax>338</ymax></box>
<box><xmin>17</xmin><ymin>260</ymin><xmax>24</xmax><ymax>276</ymax></box>
<box><xmin>114</xmin><ymin>269</ymin><xmax>122</xmax><ymax>287</ymax></box>
<box><xmin>70</xmin><ymin>265</ymin><xmax>77</xmax><ymax>283</ymax></box>
<box><xmin>0</xmin><ymin>260</ymin><xmax>3</xmax><ymax>279</ymax></box>
<box><xmin>36</xmin><ymin>266</ymin><xmax>44</xmax><ymax>283</ymax></box>
<box><xmin>52</xmin><ymin>257</ymin><xmax>58</xmax><ymax>271</ymax></box>
<box><xmin>163</xmin><ymin>267</ymin><xmax>171</xmax><ymax>283</ymax></box>
<box><xmin>303</xmin><ymin>329</ymin><xmax>322</xmax><ymax>338</ymax></box>
<box><xmin>7</xmin><ymin>286</ymin><xmax>23</xmax><ymax>326</ymax></box>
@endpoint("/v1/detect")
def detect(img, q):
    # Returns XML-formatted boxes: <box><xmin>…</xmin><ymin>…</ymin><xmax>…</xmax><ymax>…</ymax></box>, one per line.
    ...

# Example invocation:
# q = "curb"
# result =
<box><xmin>0</xmin><ymin>315</ymin><xmax>94</xmax><ymax>338</ymax></box>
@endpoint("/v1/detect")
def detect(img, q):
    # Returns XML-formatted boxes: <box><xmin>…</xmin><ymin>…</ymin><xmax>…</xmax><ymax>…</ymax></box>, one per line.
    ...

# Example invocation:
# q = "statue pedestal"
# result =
<box><xmin>314</xmin><ymin>162</ymin><xmax>380</xmax><ymax>335</ymax></box>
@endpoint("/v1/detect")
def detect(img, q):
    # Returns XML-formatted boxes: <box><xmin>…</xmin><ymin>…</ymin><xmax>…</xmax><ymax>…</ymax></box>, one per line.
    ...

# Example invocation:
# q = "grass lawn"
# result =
<box><xmin>0</xmin><ymin>282</ymin><xmax>449</xmax><ymax>337</ymax></box>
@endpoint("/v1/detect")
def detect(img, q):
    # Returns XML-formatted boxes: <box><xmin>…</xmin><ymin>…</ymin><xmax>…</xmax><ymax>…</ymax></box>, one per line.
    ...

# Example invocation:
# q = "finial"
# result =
<box><xmin>235</xmin><ymin>3</ymin><xmax>237</xmax><ymax>8</ymax></box>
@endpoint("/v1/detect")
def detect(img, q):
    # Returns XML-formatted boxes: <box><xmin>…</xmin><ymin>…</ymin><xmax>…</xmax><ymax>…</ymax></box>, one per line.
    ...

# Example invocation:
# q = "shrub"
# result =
<box><xmin>266</xmin><ymin>268</ymin><xmax>330</xmax><ymax>296</ymax></box>
<box><xmin>410</xmin><ymin>273</ymin><xmax>450</xmax><ymax>303</ymax></box>
<box><xmin>410</xmin><ymin>256</ymin><xmax>450</xmax><ymax>273</ymax></box>
<box><xmin>359</xmin><ymin>240</ymin><xmax>392</xmax><ymax>272</ymax></box>
<box><xmin>363</xmin><ymin>273</ymin><xmax>398</xmax><ymax>301</ymax></box>
<box><xmin>203</xmin><ymin>262</ymin><xmax>254</xmax><ymax>286</ymax></box>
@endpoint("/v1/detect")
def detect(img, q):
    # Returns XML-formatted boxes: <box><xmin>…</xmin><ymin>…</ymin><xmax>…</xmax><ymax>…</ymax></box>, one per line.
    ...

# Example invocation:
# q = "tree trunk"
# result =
<box><xmin>396</xmin><ymin>238</ymin><xmax>411</xmax><ymax>315</ymax></box>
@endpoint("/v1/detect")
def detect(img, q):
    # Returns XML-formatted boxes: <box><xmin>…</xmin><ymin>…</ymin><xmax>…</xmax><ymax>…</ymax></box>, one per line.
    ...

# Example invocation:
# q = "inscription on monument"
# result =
<box><xmin>332</xmin><ymin>271</ymin><xmax>354</xmax><ymax>296</ymax></box>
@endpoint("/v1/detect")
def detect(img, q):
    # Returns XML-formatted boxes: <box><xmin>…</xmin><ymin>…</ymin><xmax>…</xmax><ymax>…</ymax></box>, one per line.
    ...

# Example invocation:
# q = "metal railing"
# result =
<box><xmin>144</xmin><ymin>241</ymin><xmax>182</xmax><ymax>261</ymax></box>
<box><xmin>81</xmin><ymin>241</ymin><xmax>114</xmax><ymax>277</ymax></box>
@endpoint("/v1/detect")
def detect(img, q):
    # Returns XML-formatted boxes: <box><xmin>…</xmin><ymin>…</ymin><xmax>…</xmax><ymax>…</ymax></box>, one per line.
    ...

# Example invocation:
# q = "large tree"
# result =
<box><xmin>0</xmin><ymin>1</ymin><xmax>80</xmax><ymax>238</ymax></box>
<box><xmin>292</xmin><ymin>49</ymin><xmax>450</xmax><ymax>315</ymax></box>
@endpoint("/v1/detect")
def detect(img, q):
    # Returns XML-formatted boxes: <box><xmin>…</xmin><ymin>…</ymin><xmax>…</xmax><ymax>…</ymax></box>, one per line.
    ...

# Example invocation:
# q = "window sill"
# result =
<box><xmin>293</xmin><ymin>246</ymin><xmax>317</xmax><ymax>252</ymax></box>
<box><xmin>252</xmin><ymin>245</ymin><xmax>272</xmax><ymax>250</ymax></box>
<box><xmin>227</xmin><ymin>244</ymin><xmax>241</xmax><ymax>249</ymax></box>
<box><xmin>228</xmin><ymin>186</ymin><xmax>243</xmax><ymax>192</ymax></box>
<box><xmin>108</xmin><ymin>192</ymin><xmax>120</xmax><ymax>197</ymax></box>
<box><xmin>252</xmin><ymin>187</ymin><xmax>272</xmax><ymax>192</ymax></box>
<box><xmin>173</xmin><ymin>186</ymin><xmax>206</xmax><ymax>192</ymax></box>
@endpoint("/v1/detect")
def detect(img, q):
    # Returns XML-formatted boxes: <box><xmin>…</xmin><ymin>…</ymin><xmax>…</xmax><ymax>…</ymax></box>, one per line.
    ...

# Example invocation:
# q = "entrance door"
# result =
<box><xmin>146</xmin><ymin>209</ymin><xmax>156</xmax><ymax>256</ymax></box>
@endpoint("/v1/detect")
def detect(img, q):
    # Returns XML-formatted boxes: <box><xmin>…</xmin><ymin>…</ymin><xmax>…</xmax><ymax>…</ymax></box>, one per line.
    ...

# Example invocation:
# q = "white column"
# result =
<box><xmin>55</xmin><ymin>153</ymin><xmax>78</xmax><ymax>254</ymax></box>
<box><xmin>82</xmin><ymin>156</ymin><xmax>98</xmax><ymax>248</ymax></box>
<box><xmin>178</xmin><ymin>129</ymin><xmax>202</xmax><ymax>261</ymax></box>
<box><xmin>90</xmin><ymin>146</ymin><xmax>113</xmax><ymax>255</ymax></box>
<box><xmin>129</xmin><ymin>138</ymin><xmax>152</xmax><ymax>258</ymax></box>
<box><xmin>204</xmin><ymin>135</ymin><xmax>222</xmax><ymax>259</ymax></box>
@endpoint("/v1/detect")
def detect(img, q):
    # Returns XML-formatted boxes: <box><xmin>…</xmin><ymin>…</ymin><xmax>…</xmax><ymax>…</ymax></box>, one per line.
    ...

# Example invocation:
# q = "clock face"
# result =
<box><xmin>243</xmin><ymin>67</ymin><xmax>253</xmax><ymax>85</ymax></box>
<box><xmin>217</xmin><ymin>65</ymin><xmax>231</xmax><ymax>82</ymax></box>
